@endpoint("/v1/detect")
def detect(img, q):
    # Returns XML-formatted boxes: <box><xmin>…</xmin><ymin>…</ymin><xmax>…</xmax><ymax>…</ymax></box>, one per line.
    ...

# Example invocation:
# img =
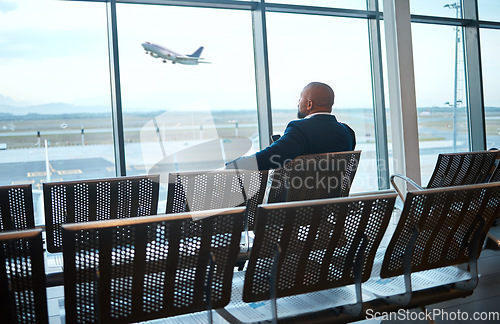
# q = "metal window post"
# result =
<box><xmin>367</xmin><ymin>0</ymin><xmax>390</xmax><ymax>189</ymax></box>
<box><xmin>462</xmin><ymin>0</ymin><xmax>486</xmax><ymax>151</ymax></box>
<box><xmin>107</xmin><ymin>0</ymin><xmax>127</xmax><ymax>176</ymax></box>
<box><xmin>252</xmin><ymin>0</ymin><xmax>273</xmax><ymax>149</ymax></box>
<box><xmin>383</xmin><ymin>0</ymin><xmax>421</xmax><ymax>186</ymax></box>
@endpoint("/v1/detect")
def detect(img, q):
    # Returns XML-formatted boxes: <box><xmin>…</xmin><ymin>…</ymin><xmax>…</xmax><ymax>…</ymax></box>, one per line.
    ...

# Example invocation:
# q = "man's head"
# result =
<box><xmin>297</xmin><ymin>82</ymin><xmax>335</xmax><ymax>119</ymax></box>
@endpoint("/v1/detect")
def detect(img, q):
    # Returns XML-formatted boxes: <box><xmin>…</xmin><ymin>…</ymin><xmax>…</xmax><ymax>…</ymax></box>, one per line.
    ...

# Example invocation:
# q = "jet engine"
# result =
<box><xmin>166</xmin><ymin>53</ymin><xmax>177</xmax><ymax>61</ymax></box>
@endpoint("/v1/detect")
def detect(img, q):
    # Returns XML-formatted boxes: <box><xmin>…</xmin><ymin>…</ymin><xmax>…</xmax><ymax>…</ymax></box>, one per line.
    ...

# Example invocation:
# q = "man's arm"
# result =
<box><xmin>341</xmin><ymin>122</ymin><xmax>356</xmax><ymax>150</ymax></box>
<box><xmin>255</xmin><ymin>122</ymin><xmax>307</xmax><ymax>170</ymax></box>
<box><xmin>225</xmin><ymin>121</ymin><xmax>306</xmax><ymax>171</ymax></box>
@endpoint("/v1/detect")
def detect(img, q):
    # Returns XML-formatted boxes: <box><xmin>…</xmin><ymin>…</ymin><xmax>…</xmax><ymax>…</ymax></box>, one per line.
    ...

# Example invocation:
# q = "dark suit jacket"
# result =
<box><xmin>227</xmin><ymin>114</ymin><xmax>356</xmax><ymax>171</ymax></box>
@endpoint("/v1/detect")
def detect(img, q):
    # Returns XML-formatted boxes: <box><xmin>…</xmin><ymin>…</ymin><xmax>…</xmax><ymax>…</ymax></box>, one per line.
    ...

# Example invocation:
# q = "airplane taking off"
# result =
<box><xmin>141</xmin><ymin>42</ymin><xmax>209</xmax><ymax>65</ymax></box>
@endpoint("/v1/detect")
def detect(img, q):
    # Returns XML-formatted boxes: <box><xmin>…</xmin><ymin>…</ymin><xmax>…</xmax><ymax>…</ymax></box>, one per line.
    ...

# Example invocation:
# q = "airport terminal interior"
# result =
<box><xmin>1</xmin><ymin>0</ymin><xmax>500</xmax><ymax>323</ymax></box>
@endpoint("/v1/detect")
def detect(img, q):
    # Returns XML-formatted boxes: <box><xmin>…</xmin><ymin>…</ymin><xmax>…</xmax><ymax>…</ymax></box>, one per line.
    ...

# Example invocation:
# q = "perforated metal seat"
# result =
<box><xmin>364</xmin><ymin>182</ymin><xmax>500</xmax><ymax>305</ymax></box>
<box><xmin>62</xmin><ymin>207</ymin><xmax>245</xmax><ymax>323</ymax></box>
<box><xmin>222</xmin><ymin>193</ymin><xmax>397</xmax><ymax>322</ymax></box>
<box><xmin>391</xmin><ymin>150</ymin><xmax>499</xmax><ymax>201</ymax></box>
<box><xmin>267</xmin><ymin>150</ymin><xmax>361</xmax><ymax>204</ymax></box>
<box><xmin>0</xmin><ymin>229</ymin><xmax>48</xmax><ymax>324</ymax></box>
<box><xmin>0</xmin><ymin>184</ymin><xmax>34</xmax><ymax>231</ymax></box>
<box><xmin>484</xmin><ymin>162</ymin><xmax>500</xmax><ymax>249</ymax></box>
<box><xmin>427</xmin><ymin>150</ymin><xmax>498</xmax><ymax>188</ymax></box>
<box><xmin>490</xmin><ymin>162</ymin><xmax>500</xmax><ymax>183</ymax></box>
<box><xmin>165</xmin><ymin>169</ymin><xmax>268</xmax><ymax>230</ymax></box>
<box><xmin>43</xmin><ymin>175</ymin><xmax>160</xmax><ymax>253</ymax></box>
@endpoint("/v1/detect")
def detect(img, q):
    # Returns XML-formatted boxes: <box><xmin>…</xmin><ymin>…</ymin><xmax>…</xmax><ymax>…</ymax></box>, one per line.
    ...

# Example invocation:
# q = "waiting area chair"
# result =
<box><xmin>364</xmin><ymin>182</ymin><xmax>500</xmax><ymax>309</ymax></box>
<box><xmin>485</xmin><ymin>162</ymin><xmax>500</xmax><ymax>249</ymax></box>
<box><xmin>391</xmin><ymin>150</ymin><xmax>499</xmax><ymax>201</ymax></box>
<box><xmin>0</xmin><ymin>229</ymin><xmax>48</xmax><ymax>324</ymax></box>
<box><xmin>43</xmin><ymin>174</ymin><xmax>160</xmax><ymax>253</ymax></box>
<box><xmin>165</xmin><ymin>169</ymin><xmax>268</xmax><ymax>230</ymax></box>
<box><xmin>62</xmin><ymin>207</ymin><xmax>245</xmax><ymax>323</ymax></box>
<box><xmin>0</xmin><ymin>184</ymin><xmax>34</xmax><ymax>231</ymax></box>
<box><xmin>267</xmin><ymin>150</ymin><xmax>361</xmax><ymax>203</ymax></box>
<box><xmin>222</xmin><ymin>181</ymin><xmax>500</xmax><ymax>323</ymax></box>
<box><xmin>222</xmin><ymin>192</ymin><xmax>396</xmax><ymax>322</ymax></box>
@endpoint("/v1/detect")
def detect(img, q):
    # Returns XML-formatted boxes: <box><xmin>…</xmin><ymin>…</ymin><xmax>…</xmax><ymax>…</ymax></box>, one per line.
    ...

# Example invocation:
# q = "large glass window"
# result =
<box><xmin>116</xmin><ymin>4</ymin><xmax>258</xmax><ymax>209</ymax></box>
<box><xmin>264</xmin><ymin>0</ymin><xmax>366</xmax><ymax>10</ymax></box>
<box><xmin>0</xmin><ymin>0</ymin><xmax>112</xmax><ymax>224</ymax></box>
<box><xmin>478</xmin><ymin>0</ymin><xmax>500</xmax><ymax>21</ymax></box>
<box><xmin>266</xmin><ymin>13</ymin><xmax>378</xmax><ymax>193</ymax></box>
<box><xmin>480</xmin><ymin>28</ymin><xmax>500</xmax><ymax>150</ymax></box>
<box><xmin>410</xmin><ymin>0</ymin><xmax>463</xmax><ymax>18</ymax></box>
<box><xmin>412</xmin><ymin>23</ymin><xmax>469</xmax><ymax>184</ymax></box>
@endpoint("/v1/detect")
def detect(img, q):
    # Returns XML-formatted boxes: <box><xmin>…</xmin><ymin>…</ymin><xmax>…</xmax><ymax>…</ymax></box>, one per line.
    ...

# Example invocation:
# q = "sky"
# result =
<box><xmin>0</xmin><ymin>0</ymin><xmax>499</xmax><ymax>113</ymax></box>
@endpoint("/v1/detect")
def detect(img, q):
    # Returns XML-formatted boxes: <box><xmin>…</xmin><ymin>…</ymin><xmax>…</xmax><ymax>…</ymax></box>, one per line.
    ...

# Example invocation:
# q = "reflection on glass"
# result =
<box><xmin>480</xmin><ymin>29</ymin><xmax>500</xmax><ymax>149</ymax></box>
<box><xmin>266</xmin><ymin>13</ymin><xmax>378</xmax><ymax>192</ymax></box>
<box><xmin>265</xmin><ymin>0</ymin><xmax>366</xmax><ymax>10</ymax></box>
<box><xmin>0</xmin><ymin>0</ymin><xmax>112</xmax><ymax>225</ymax></box>
<box><xmin>116</xmin><ymin>4</ymin><xmax>258</xmax><ymax>208</ymax></box>
<box><xmin>478</xmin><ymin>0</ymin><xmax>500</xmax><ymax>21</ymax></box>
<box><xmin>410</xmin><ymin>0</ymin><xmax>463</xmax><ymax>18</ymax></box>
<box><xmin>412</xmin><ymin>23</ymin><xmax>469</xmax><ymax>184</ymax></box>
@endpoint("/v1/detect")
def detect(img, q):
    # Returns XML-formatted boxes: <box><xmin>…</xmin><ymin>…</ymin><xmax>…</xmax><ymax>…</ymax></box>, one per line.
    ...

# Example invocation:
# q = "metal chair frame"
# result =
<box><xmin>222</xmin><ymin>192</ymin><xmax>397</xmax><ymax>323</ymax></box>
<box><xmin>165</xmin><ymin>169</ymin><xmax>268</xmax><ymax>232</ymax></box>
<box><xmin>43</xmin><ymin>174</ymin><xmax>160</xmax><ymax>253</ymax></box>
<box><xmin>391</xmin><ymin>150</ymin><xmax>499</xmax><ymax>202</ymax></box>
<box><xmin>0</xmin><ymin>229</ymin><xmax>48</xmax><ymax>324</ymax></box>
<box><xmin>267</xmin><ymin>150</ymin><xmax>361</xmax><ymax>204</ymax></box>
<box><xmin>62</xmin><ymin>207</ymin><xmax>245</xmax><ymax>324</ymax></box>
<box><xmin>366</xmin><ymin>182</ymin><xmax>500</xmax><ymax>306</ymax></box>
<box><xmin>0</xmin><ymin>184</ymin><xmax>35</xmax><ymax>232</ymax></box>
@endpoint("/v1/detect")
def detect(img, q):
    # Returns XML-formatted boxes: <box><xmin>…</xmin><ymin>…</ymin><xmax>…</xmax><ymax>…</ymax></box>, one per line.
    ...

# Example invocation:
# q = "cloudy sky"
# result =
<box><xmin>0</xmin><ymin>0</ymin><xmax>499</xmax><ymax>113</ymax></box>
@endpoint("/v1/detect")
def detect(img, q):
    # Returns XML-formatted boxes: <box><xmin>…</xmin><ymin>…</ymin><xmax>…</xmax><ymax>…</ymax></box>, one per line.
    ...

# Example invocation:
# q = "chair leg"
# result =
<box><xmin>236</xmin><ymin>260</ymin><xmax>246</xmax><ymax>271</ymax></box>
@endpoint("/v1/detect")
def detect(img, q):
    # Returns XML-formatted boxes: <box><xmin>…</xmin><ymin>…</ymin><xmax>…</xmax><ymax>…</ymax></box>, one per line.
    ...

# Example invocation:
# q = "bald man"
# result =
<box><xmin>227</xmin><ymin>82</ymin><xmax>356</xmax><ymax>170</ymax></box>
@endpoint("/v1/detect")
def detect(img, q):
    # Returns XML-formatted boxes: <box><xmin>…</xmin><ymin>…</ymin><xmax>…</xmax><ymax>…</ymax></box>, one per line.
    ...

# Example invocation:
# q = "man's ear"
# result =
<box><xmin>307</xmin><ymin>99</ymin><xmax>313</xmax><ymax>110</ymax></box>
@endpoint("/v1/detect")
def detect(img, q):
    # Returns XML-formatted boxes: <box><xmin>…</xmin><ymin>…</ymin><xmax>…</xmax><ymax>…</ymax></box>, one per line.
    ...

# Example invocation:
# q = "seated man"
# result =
<box><xmin>226</xmin><ymin>82</ymin><xmax>356</xmax><ymax>171</ymax></box>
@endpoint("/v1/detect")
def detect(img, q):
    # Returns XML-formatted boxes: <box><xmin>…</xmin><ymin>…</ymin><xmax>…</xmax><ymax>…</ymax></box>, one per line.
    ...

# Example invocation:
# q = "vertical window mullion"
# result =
<box><xmin>107</xmin><ymin>0</ymin><xmax>127</xmax><ymax>176</ymax></box>
<box><xmin>252</xmin><ymin>0</ymin><xmax>273</xmax><ymax>150</ymax></box>
<box><xmin>367</xmin><ymin>0</ymin><xmax>390</xmax><ymax>189</ymax></box>
<box><xmin>463</xmin><ymin>0</ymin><xmax>486</xmax><ymax>151</ymax></box>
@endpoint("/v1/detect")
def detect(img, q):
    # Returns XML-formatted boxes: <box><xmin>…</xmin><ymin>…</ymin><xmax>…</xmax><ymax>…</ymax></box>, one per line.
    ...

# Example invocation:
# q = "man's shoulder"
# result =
<box><xmin>287</xmin><ymin>114</ymin><xmax>337</xmax><ymax>127</ymax></box>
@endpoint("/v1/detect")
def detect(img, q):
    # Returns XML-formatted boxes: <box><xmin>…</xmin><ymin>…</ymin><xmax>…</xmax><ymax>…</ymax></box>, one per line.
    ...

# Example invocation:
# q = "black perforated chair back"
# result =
<box><xmin>44</xmin><ymin>175</ymin><xmax>160</xmax><ymax>253</ymax></box>
<box><xmin>243</xmin><ymin>193</ymin><xmax>396</xmax><ymax>302</ymax></box>
<box><xmin>166</xmin><ymin>169</ymin><xmax>268</xmax><ymax>229</ymax></box>
<box><xmin>62</xmin><ymin>208</ymin><xmax>244</xmax><ymax>323</ymax></box>
<box><xmin>0</xmin><ymin>229</ymin><xmax>48</xmax><ymax>324</ymax></box>
<box><xmin>381</xmin><ymin>182</ymin><xmax>500</xmax><ymax>279</ymax></box>
<box><xmin>267</xmin><ymin>151</ymin><xmax>361</xmax><ymax>204</ymax></box>
<box><xmin>426</xmin><ymin>150</ymin><xmax>498</xmax><ymax>188</ymax></box>
<box><xmin>0</xmin><ymin>184</ymin><xmax>34</xmax><ymax>232</ymax></box>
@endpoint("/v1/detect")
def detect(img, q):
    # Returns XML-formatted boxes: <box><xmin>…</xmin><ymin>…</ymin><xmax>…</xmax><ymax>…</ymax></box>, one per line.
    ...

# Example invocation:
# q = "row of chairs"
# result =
<box><xmin>1</xmin><ymin>149</ymin><xmax>500</xmax><ymax>323</ymax></box>
<box><xmin>391</xmin><ymin>149</ymin><xmax>500</xmax><ymax>200</ymax></box>
<box><xmin>2</xmin><ymin>148</ymin><xmax>498</xmax><ymax>237</ymax></box>
<box><xmin>391</xmin><ymin>149</ymin><xmax>500</xmax><ymax>248</ymax></box>
<box><xmin>3</xmin><ymin>149</ymin><xmax>497</xmax><ymax>252</ymax></box>
<box><xmin>2</xmin><ymin>181</ymin><xmax>500</xmax><ymax>323</ymax></box>
<box><xmin>0</xmin><ymin>151</ymin><xmax>362</xmax><ymax>253</ymax></box>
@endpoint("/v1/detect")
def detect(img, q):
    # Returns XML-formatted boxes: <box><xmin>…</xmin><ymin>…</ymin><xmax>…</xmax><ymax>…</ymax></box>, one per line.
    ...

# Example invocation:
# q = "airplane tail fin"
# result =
<box><xmin>187</xmin><ymin>46</ymin><xmax>204</xmax><ymax>58</ymax></box>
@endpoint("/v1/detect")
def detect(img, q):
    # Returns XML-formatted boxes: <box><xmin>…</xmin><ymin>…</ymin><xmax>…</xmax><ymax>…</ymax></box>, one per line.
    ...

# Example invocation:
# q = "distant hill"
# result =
<box><xmin>0</xmin><ymin>94</ymin><xmax>24</xmax><ymax>107</ymax></box>
<box><xmin>0</xmin><ymin>102</ymin><xmax>110</xmax><ymax>116</ymax></box>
